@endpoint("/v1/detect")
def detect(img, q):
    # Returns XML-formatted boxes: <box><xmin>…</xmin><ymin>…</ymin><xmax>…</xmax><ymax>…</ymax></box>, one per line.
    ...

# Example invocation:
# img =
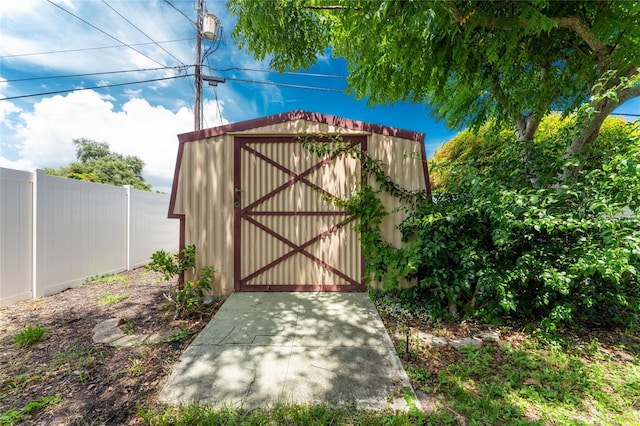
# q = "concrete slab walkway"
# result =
<box><xmin>158</xmin><ymin>292</ymin><xmax>416</xmax><ymax>410</ymax></box>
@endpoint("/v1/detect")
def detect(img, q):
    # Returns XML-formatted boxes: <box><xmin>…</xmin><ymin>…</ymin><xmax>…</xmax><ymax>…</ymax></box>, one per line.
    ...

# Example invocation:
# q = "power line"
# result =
<box><xmin>0</xmin><ymin>39</ymin><xmax>193</xmax><ymax>59</ymax></box>
<box><xmin>225</xmin><ymin>77</ymin><xmax>345</xmax><ymax>92</ymax></box>
<box><xmin>1</xmin><ymin>74</ymin><xmax>193</xmax><ymax>101</ymax></box>
<box><xmin>4</xmin><ymin>66</ymin><xmax>191</xmax><ymax>83</ymax></box>
<box><xmin>101</xmin><ymin>0</ymin><xmax>186</xmax><ymax>67</ymax></box>
<box><xmin>211</xmin><ymin>66</ymin><xmax>347</xmax><ymax>79</ymax></box>
<box><xmin>45</xmin><ymin>0</ymin><xmax>168</xmax><ymax>68</ymax></box>
<box><xmin>163</xmin><ymin>0</ymin><xmax>197</xmax><ymax>25</ymax></box>
<box><xmin>611</xmin><ymin>112</ymin><xmax>640</xmax><ymax>117</ymax></box>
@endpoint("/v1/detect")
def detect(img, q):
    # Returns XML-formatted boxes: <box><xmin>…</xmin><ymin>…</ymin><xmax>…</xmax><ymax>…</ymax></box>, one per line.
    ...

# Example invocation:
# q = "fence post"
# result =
<box><xmin>124</xmin><ymin>185</ymin><xmax>132</xmax><ymax>271</ymax></box>
<box><xmin>32</xmin><ymin>169</ymin><xmax>43</xmax><ymax>299</ymax></box>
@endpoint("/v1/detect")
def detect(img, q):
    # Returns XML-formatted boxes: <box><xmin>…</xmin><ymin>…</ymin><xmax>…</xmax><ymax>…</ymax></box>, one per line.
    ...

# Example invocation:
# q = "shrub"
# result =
<box><xmin>380</xmin><ymin>121</ymin><xmax>640</xmax><ymax>330</ymax></box>
<box><xmin>147</xmin><ymin>245</ymin><xmax>216</xmax><ymax>319</ymax></box>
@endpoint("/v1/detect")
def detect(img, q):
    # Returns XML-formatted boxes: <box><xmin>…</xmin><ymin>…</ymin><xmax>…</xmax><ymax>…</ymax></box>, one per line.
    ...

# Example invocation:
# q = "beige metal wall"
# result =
<box><xmin>173</xmin><ymin>119</ymin><xmax>428</xmax><ymax>295</ymax></box>
<box><xmin>173</xmin><ymin>135</ymin><xmax>235</xmax><ymax>294</ymax></box>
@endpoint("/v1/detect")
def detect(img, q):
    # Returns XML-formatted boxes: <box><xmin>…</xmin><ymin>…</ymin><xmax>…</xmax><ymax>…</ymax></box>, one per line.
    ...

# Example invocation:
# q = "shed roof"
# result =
<box><xmin>176</xmin><ymin>110</ymin><xmax>425</xmax><ymax>143</ymax></box>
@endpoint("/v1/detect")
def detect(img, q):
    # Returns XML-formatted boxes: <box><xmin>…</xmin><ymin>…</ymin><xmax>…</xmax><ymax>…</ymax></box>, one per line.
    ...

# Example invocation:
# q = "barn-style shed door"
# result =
<box><xmin>234</xmin><ymin>136</ymin><xmax>366</xmax><ymax>292</ymax></box>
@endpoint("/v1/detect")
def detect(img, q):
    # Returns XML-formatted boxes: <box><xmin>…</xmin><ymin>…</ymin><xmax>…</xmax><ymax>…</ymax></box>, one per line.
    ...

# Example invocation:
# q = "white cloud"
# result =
<box><xmin>3</xmin><ymin>90</ymin><xmax>207</xmax><ymax>192</ymax></box>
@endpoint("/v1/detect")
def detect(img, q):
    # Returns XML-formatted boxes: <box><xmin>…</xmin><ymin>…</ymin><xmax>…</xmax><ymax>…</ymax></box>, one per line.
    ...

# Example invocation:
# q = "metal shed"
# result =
<box><xmin>168</xmin><ymin>110</ymin><xmax>430</xmax><ymax>295</ymax></box>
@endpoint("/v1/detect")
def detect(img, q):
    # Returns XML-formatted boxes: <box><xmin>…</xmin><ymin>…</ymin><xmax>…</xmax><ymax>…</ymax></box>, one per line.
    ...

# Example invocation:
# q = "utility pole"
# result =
<box><xmin>194</xmin><ymin>0</ymin><xmax>204</xmax><ymax>131</ymax></box>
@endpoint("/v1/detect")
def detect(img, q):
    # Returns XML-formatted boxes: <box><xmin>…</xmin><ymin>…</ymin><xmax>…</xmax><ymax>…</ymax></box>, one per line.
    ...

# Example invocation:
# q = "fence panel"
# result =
<box><xmin>0</xmin><ymin>168</ymin><xmax>34</xmax><ymax>307</ymax></box>
<box><xmin>35</xmin><ymin>170</ymin><xmax>128</xmax><ymax>297</ymax></box>
<box><xmin>128</xmin><ymin>187</ymin><xmax>178</xmax><ymax>269</ymax></box>
<box><xmin>1</xmin><ymin>168</ymin><xmax>179</xmax><ymax>305</ymax></box>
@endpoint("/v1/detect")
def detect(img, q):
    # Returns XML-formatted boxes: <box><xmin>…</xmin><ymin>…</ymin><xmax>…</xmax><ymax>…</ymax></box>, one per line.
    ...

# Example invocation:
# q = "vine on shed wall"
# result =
<box><xmin>300</xmin><ymin>135</ymin><xmax>429</xmax><ymax>288</ymax></box>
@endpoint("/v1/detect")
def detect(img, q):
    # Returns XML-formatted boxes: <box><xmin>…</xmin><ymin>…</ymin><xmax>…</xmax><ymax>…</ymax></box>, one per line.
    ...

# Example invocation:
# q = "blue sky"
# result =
<box><xmin>1</xmin><ymin>0</ymin><xmax>638</xmax><ymax>192</ymax></box>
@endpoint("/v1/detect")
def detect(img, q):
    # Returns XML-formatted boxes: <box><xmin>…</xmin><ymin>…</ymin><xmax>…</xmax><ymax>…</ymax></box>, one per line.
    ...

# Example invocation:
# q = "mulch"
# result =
<box><xmin>0</xmin><ymin>269</ymin><xmax>220</xmax><ymax>425</ymax></box>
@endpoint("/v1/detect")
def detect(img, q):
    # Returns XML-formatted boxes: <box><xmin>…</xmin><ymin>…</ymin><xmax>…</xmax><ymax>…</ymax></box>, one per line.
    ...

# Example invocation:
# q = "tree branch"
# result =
<box><xmin>554</xmin><ymin>15</ymin><xmax>612</xmax><ymax>73</ymax></box>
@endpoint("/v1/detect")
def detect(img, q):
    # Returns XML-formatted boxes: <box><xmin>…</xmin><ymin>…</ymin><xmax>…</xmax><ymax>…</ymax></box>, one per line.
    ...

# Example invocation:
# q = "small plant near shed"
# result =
<box><xmin>146</xmin><ymin>245</ymin><xmax>196</xmax><ymax>282</ymax></box>
<box><xmin>147</xmin><ymin>245</ymin><xmax>216</xmax><ymax>319</ymax></box>
<box><xmin>164</xmin><ymin>267</ymin><xmax>215</xmax><ymax>319</ymax></box>
<box><xmin>13</xmin><ymin>325</ymin><xmax>48</xmax><ymax>347</ymax></box>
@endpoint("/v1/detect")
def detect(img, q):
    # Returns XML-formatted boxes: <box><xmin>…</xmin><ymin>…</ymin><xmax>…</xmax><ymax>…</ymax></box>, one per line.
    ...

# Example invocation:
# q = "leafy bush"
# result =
<box><xmin>381</xmin><ymin>120</ymin><xmax>640</xmax><ymax>330</ymax></box>
<box><xmin>147</xmin><ymin>245</ymin><xmax>216</xmax><ymax>319</ymax></box>
<box><xmin>164</xmin><ymin>266</ymin><xmax>215</xmax><ymax>319</ymax></box>
<box><xmin>146</xmin><ymin>245</ymin><xmax>196</xmax><ymax>282</ymax></box>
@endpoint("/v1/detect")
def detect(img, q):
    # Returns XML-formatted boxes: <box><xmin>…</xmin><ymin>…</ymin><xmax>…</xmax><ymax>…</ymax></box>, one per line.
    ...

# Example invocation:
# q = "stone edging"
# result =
<box><xmin>92</xmin><ymin>318</ymin><xmax>179</xmax><ymax>348</ymax></box>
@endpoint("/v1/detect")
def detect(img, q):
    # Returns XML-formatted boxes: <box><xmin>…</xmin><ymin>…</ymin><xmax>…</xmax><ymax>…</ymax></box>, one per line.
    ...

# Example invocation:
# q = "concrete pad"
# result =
<box><xmin>159</xmin><ymin>292</ymin><xmax>416</xmax><ymax>410</ymax></box>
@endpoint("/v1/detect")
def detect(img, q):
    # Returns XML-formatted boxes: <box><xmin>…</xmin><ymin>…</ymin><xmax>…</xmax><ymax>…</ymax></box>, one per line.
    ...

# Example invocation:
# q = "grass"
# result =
<box><xmin>12</xmin><ymin>325</ymin><xmax>47</xmax><ymax>347</ymax></box>
<box><xmin>0</xmin><ymin>395</ymin><xmax>61</xmax><ymax>425</ymax></box>
<box><xmin>85</xmin><ymin>273</ymin><xmax>129</xmax><ymax>286</ymax></box>
<box><xmin>53</xmin><ymin>346</ymin><xmax>103</xmax><ymax>371</ymax></box>
<box><xmin>137</xmin><ymin>404</ymin><xmax>436</xmax><ymax>425</ymax></box>
<box><xmin>402</xmin><ymin>337</ymin><xmax>640</xmax><ymax>425</ymax></box>
<box><xmin>138</xmin><ymin>330</ymin><xmax>640</xmax><ymax>425</ymax></box>
<box><xmin>97</xmin><ymin>291</ymin><xmax>129</xmax><ymax>306</ymax></box>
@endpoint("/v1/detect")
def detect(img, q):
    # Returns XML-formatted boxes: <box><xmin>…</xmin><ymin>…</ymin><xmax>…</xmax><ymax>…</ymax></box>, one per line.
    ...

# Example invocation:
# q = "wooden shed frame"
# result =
<box><xmin>168</xmin><ymin>110</ymin><xmax>430</xmax><ymax>295</ymax></box>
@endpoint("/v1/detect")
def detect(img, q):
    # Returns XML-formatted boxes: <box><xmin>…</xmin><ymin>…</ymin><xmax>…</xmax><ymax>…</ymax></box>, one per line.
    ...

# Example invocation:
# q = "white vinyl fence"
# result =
<box><xmin>1</xmin><ymin>168</ymin><xmax>179</xmax><ymax>307</ymax></box>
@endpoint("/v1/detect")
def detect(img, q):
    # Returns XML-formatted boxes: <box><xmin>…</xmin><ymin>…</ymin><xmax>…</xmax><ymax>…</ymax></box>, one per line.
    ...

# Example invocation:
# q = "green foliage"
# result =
<box><xmin>45</xmin><ymin>138</ymin><xmax>151</xmax><ymax>190</ymax></box>
<box><xmin>424</xmin><ymin>340</ymin><xmax>640</xmax><ymax>425</ymax></box>
<box><xmin>146</xmin><ymin>245</ymin><xmax>196</xmax><ymax>282</ymax></box>
<box><xmin>85</xmin><ymin>273</ymin><xmax>130</xmax><ymax>286</ymax></box>
<box><xmin>394</xmin><ymin>121</ymin><xmax>640</xmax><ymax>329</ymax></box>
<box><xmin>0</xmin><ymin>395</ymin><xmax>61</xmax><ymax>425</ymax></box>
<box><xmin>138</xmin><ymin>403</ymin><xmax>431</xmax><ymax>425</ymax></box>
<box><xmin>97</xmin><ymin>292</ymin><xmax>130</xmax><ymax>306</ymax></box>
<box><xmin>147</xmin><ymin>245</ymin><xmax>216</xmax><ymax>319</ymax></box>
<box><xmin>165</xmin><ymin>267</ymin><xmax>215</xmax><ymax>320</ymax></box>
<box><xmin>12</xmin><ymin>325</ymin><xmax>47</xmax><ymax>347</ymax></box>
<box><xmin>230</xmin><ymin>0</ymin><xmax>640</xmax><ymax>153</ymax></box>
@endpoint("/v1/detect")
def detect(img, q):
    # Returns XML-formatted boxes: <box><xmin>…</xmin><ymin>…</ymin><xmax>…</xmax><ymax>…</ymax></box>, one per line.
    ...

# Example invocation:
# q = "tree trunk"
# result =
<box><xmin>515</xmin><ymin>113</ymin><xmax>544</xmax><ymax>187</ymax></box>
<box><xmin>561</xmin><ymin>85</ymin><xmax>640</xmax><ymax>181</ymax></box>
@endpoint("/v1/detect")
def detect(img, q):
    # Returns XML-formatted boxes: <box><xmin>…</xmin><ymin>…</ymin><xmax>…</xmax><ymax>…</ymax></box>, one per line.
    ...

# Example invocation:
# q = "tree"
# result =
<box><xmin>229</xmin><ymin>0</ymin><xmax>640</xmax><ymax>165</ymax></box>
<box><xmin>45</xmin><ymin>138</ymin><xmax>152</xmax><ymax>191</ymax></box>
<box><xmin>393</xmin><ymin>118</ymin><xmax>640</xmax><ymax>328</ymax></box>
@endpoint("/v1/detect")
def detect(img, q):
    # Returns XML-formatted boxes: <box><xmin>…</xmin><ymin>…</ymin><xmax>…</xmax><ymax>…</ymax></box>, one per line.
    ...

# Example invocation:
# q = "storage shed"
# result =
<box><xmin>168</xmin><ymin>110</ymin><xmax>430</xmax><ymax>295</ymax></box>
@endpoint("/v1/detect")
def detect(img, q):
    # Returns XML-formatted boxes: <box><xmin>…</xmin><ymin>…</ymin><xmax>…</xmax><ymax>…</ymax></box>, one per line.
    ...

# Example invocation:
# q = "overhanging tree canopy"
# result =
<box><xmin>229</xmin><ymin>0</ymin><xmax>640</xmax><ymax>158</ymax></box>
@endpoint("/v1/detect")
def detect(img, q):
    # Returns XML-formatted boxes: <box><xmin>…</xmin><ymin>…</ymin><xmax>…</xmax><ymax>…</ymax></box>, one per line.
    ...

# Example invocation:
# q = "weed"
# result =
<box><xmin>0</xmin><ymin>395</ymin><xmax>60</xmax><ymax>424</ymax></box>
<box><xmin>146</xmin><ymin>245</ymin><xmax>196</xmax><ymax>282</ymax></box>
<box><xmin>13</xmin><ymin>325</ymin><xmax>48</xmax><ymax>347</ymax></box>
<box><xmin>97</xmin><ymin>291</ymin><xmax>129</xmax><ymax>306</ymax></box>
<box><xmin>164</xmin><ymin>329</ymin><xmax>190</xmax><ymax>343</ymax></box>
<box><xmin>85</xmin><ymin>273</ymin><xmax>129</xmax><ymax>286</ymax></box>
<box><xmin>119</xmin><ymin>320</ymin><xmax>134</xmax><ymax>335</ymax></box>
<box><xmin>53</xmin><ymin>347</ymin><xmax>101</xmax><ymax>370</ymax></box>
<box><xmin>164</xmin><ymin>267</ymin><xmax>215</xmax><ymax>319</ymax></box>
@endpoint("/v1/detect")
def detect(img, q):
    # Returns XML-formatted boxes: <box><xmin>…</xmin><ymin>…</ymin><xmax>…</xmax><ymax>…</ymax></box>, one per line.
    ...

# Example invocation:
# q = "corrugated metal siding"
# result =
<box><xmin>175</xmin><ymin>119</ymin><xmax>428</xmax><ymax>295</ymax></box>
<box><xmin>370</xmin><ymin>133</ymin><xmax>427</xmax><ymax>248</ymax></box>
<box><xmin>179</xmin><ymin>136</ymin><xmax>235</xmax><ymax>295</ymax></box>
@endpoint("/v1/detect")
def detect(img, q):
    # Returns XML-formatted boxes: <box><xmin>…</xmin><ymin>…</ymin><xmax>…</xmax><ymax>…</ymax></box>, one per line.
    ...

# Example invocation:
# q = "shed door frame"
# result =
<box><xmin>233</xmin><ymin>135</ymin><xmax>366</xmax><ymax>292</ymax></box>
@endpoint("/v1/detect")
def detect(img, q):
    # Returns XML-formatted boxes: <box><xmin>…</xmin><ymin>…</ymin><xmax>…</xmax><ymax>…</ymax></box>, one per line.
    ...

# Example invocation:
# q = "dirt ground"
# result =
<box><xmin>0</xmin><ymin>269</ymin><xmax>221</xmax><ymax>425</ymax></box>
<box><xmin>2</xmin><ymin>269</ymin><xmax>639</xmax><ymax>425</ymax></box>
